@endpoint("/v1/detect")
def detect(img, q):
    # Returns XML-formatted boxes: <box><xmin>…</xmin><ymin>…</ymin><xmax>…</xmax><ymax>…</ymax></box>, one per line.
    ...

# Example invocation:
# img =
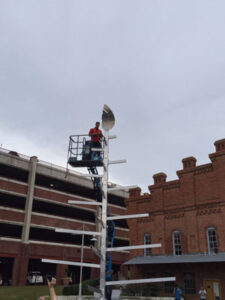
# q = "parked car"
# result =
<box><xmin>0</xmin><ymin>276</ymin><xmax>10</xmax><ymax>286</ymax></box>
<box><xmin>27</xmin><ymin>271</ymin><xmax>44</xmax><ymax>285</ymax></box>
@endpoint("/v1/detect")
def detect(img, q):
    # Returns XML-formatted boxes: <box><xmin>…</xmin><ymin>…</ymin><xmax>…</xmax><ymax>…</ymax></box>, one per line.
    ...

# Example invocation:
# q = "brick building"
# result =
<box><xmin>125</xmin><ymin>139</ymin><xmax>225</xmax><ymax>300</ymax></box>
<box><xmin>0</xmin><ymin>148</ymin><xmax>129</xmax><ymax>285</ymax></box>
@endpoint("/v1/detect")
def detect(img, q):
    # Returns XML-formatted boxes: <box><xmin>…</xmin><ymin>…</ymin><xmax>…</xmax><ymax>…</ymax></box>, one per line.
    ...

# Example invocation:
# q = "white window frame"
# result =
<box><xmin>172</xmin><ymin>231</ymin><xmax>182</xmax><ymax>255</ymax></box>
<box><xmin>207</xmin><ymin>227</ymin><xmax>218</xmax><ymax>254</ymax></box>
<box><xmin>144</xmin><ymin>233</ymin><xmax>151</xmax><ymax>256</ymax></box>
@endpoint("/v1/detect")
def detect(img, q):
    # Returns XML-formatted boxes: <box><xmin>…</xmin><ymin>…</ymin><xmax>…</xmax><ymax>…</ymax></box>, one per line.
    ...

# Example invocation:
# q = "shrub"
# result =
<box><xmin>63</xmin><ymin>278</ymin><xmax>100</xmax><ymax>296</ymax></box>
<box><xmin>122</xmin><ymin>283</ymin><xmax>160</xmax><ymax>297</ymax></box>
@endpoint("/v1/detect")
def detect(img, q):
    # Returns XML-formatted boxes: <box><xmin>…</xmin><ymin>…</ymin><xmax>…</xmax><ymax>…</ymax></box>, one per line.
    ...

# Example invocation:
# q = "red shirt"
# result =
<box><xmin>89</xmin><ymin>128</ymin><xmax>102</xmax><ymax>142</ymax></box>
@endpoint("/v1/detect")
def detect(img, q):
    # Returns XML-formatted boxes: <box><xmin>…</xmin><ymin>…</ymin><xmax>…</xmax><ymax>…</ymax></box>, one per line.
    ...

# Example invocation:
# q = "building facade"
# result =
<box><xmin>0</xmin><ymin>148</ymin><xmax>129</xmax><ymax>285</ymax></box>
<box><xmin>125</xmin><ymin>139</ymin><xmax>225</xmax><ymax>300</ymax></box>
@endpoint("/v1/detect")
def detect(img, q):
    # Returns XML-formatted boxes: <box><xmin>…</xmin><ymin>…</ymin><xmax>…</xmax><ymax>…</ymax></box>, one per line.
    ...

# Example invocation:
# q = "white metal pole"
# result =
<box><xmin>99</xmin><ymin>131</ymin><xmax>109</xmax><ymax>300</ymax></box>
<box><xmin>78</xmin><ymin>223</ymin><xmax>85</xmax><ymax>300</ymax></box>
<box><xmin>42</xmin><ymin>259</ymin><xmax>100</xmax><ymax>269</ymax></box>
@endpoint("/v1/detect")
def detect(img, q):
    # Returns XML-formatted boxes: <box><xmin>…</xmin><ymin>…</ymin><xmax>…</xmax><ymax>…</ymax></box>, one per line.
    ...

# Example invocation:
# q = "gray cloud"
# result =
<box><xmin>0</xmin><ymin>0</ymin><xmax>225</xmax><ymax>191</ymax></box>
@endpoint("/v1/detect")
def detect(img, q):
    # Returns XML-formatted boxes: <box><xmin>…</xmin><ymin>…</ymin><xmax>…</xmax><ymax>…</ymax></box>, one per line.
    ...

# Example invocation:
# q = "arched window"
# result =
<box><xmin>144</xmin><ymin>233</ymin><xmax>151</xmax><ymax>256</ymax></box>
<box><xmin>173</xmin><ymin>231</ymin><xmax>182</xmax><ymax>255</ymax></box>
<box><xmin>207</xmin><ymin>227</ymin><xmax>218</xmax><ymax>254</ymax></box>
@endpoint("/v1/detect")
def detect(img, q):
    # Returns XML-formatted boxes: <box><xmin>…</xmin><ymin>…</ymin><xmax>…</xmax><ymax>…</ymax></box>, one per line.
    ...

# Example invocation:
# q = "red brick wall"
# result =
<box><xmin>125</xmin><ymin>139</ymin><xmax>225</xmax><ymax>299</ymax></box>
<box><xmin>0</xmin><ymin>179</ymin><xmax>27</xmax><ymax>195</ymax></box>
<box><xmin>126</xmin><ymin>140</ymin><xmax>225</xmax><ymax>258</ymax></box>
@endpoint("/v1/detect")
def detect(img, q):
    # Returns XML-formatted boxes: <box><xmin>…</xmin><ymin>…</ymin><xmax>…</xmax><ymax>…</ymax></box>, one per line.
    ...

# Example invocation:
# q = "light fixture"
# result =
<box><xmin>90</xmin><ymin>235</ymin><xmax>97</xmax><ymax>242</ymax></box>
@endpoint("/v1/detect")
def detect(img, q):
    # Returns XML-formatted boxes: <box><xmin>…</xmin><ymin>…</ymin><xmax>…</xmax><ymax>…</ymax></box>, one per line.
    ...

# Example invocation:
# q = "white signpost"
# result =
<box><xmin>42</xmin><ymin>105</ymin><xmax>176</xmax><ymax>299</ymax></box>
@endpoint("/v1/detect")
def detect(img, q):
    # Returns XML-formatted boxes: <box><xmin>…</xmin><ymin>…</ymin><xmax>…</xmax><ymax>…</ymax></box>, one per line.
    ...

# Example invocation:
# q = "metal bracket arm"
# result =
<box><xmin>107</xmin><ymin>243</ymin><xmax>162</xmax><ymax>252</ymax></box>
<box><xmin>68</xmin><ymin>200</ymin><xmax>102</xmax><ymax>206</ymax></box>
<box><xmin>106</xmin><ymin>277</ymin><xmax>176</xmax><ymax>286</ymax></box>
<box><xmin>108</xmin><ymin>159</ymin><xmax>127</xmax><ymax>165</ymax></box>
<box><xmin>42</xmin><ymin>259</ymin><xmax>100</xmax><ymax>269</ymax></box>
<box><xmin>109</xmin><ymin>135</ymin><xmax>117</xmax><ymax>139</ymax></box>
<box><xmin>107</xmin><ymin>213</ymin><xmax>149</xmax><ymax>221</ymax></box>
<box><xmin>55</xmin><ymin>228</ymin><xmax>102</xmax><ymax>236</ymax></box>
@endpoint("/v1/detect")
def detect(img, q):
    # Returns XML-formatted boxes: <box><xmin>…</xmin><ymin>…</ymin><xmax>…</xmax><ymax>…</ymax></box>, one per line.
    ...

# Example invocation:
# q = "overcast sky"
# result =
<box><xmin>0</xmin><ymin>1</ymin><xmax>225</xmax><ymax>192</ymax></box>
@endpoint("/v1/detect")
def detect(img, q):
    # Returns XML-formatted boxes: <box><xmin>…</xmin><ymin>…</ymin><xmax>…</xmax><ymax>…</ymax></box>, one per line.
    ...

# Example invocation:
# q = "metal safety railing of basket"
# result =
<box><xmin>67</xmin><ymin>134</ymin><xmax>104</xmax><ymax>164</ymax></box>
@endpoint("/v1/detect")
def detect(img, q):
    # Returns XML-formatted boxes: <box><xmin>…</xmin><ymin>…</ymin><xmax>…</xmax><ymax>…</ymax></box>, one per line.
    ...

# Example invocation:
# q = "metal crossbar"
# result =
<box><xmin>107</xmin><ymin>243</ymin><xmax>161</xmax><ymax>252</ymax></box>
<box><xmin>108</xmin><ymin>159</ymin><xmax>127</xmax><ymax>165</ymax></box>
<box><xmin>42</xmin><ymin>258</ymin><xmax>100</xmax><ymax>268</ymax></box>
<box><xmin>55</xmin><ymin>228</ymin><xmax>102</xmax><ymax>236</ymax></box>
<box><xmin>105</xmin><ymin>277</ymin><xmax>176</xmax><ymax>286</ymax></box>
<box><xmin>107</xmin><ymin>213</ymin><xmax>149</xmax><ymax>221</ymax></box>
<box><xmin>68</xmin><ymin>200</ymin><xmax>102</xmax><ymax>206</ymax></box>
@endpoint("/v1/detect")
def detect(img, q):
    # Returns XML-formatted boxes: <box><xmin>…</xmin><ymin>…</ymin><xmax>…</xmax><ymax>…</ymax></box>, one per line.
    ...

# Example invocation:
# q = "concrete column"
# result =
<box><xmin>22</xmin><ymin>156</ymin><xmax>38</xmax><ymax>243</ymax></box>
<box><xmin>56</xmin><ymin>264</ymin><xmax>68</xmax><ymax>284</ymax></box>
<box><xmin>12</xmin><ymin>244</ymin><xmax>29</xmax><ymax>286</ymax></box>
<box><xmin>96</xmin><ymin>206</ymin><xmax>102</xmax><ymax>250</ymax></box>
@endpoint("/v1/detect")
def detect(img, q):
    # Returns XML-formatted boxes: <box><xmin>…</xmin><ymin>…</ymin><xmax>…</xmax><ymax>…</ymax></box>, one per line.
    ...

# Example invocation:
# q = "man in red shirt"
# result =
<box><xmin>89</xmin><ymin>122</ymin><xmax>103</xmax><ymax>148</ymax></box>
<box><xmin>89</xmin><ymin>122</ymin><xmax>103</xmax><ymax>161</ymax></box>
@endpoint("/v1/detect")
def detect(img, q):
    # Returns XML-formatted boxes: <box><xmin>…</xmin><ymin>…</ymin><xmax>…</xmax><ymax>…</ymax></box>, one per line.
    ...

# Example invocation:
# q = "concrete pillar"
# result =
<box><xmin>12</xmin><ymin>157</ymin><xmax>37</xmax><ymax>286</ymax></box>
<box><xmin>12</xmin><ymin>244</ymin><xmax>29</xmax><ymax>286</ymax></box>
<box><xmin>56</xmin><ymin>264</ymin><xmax>68</xmax><ymax>284</ymax></box>
<box><xmin>22</xmin><ymin>156</ymin><xmax>38</xmax><ymax>243</ymax></box>
<box><xmin>96</xmin><ymin>206</ymin><xmax>102</xmax><ymax>250</ymax></box>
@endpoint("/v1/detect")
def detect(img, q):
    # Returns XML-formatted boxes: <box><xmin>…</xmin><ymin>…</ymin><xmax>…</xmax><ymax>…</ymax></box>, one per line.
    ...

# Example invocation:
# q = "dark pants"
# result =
<box><xmin>106</xmin><ymin>286</ymin><xmax>112</xmax><ymax>300</ymax></box>
<box><xmin>92</xmin><ymin>141</ymin><xmax>101</xmax><ymax>148</ymax></box>
<box><xmin>91</xmin><ymin>141</ymin><xmax>101</xmax><ymax>160</ymax></box>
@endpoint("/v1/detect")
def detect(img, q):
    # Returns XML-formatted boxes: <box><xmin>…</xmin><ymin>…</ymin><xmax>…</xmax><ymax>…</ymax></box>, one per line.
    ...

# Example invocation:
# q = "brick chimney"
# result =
<box><xmin>214</xmin><ymin>139</ymin><xmax>225</xmax><ymax>152</ymax></box>
<box><xmin>182</xmin><ymin>157</ymin><xmax>197</xmax><ymax>169</ymax></box>
<box><xmin>153</xmin><ymin>172</ymin><xmax>167</xmax><ymax>185</ymax></box>
<box><xmin>129</xmin><ymin>187</ymin><xmax>141</xmax><ymax>199</ymax></box>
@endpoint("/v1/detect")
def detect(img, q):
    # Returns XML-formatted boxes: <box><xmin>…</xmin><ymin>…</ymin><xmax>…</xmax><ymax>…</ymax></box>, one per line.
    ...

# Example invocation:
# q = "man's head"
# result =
<box><xmin>95</xmin><ymin>122</ymin><xmax>100</xmax><ymax>129</ymax></box>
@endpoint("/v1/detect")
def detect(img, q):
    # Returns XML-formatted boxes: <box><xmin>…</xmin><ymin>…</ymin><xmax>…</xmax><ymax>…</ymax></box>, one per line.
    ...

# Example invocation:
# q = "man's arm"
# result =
<box><xmin>47</xmin><ymin>277</ymin><xmax>57</xmax><ymax>300</ymax></box>
<box><xmin>89</xmin><ymin>128</ymin><xmax>94</xmax><ymax>137</ymax></box>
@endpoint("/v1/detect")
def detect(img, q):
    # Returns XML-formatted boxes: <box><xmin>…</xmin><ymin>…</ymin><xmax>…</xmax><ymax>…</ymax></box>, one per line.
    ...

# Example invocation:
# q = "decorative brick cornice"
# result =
<box><xmin>209</xmin><ymin>150</ymin><xmax>225</xmax><ymax>162</ymax></box>
<box><xmin>137</xmin><ymin>217</ymin><xmax>154</xmax><ymax>224</ymax></box>
<box><xmin>125</xmin><ymin>194</ymin><xmax>151</xmax><ymax>204</ymax></box>
<box><xmin>149</xmin><ymin>180</ymin><xmax>180</xmax><ymax>191</ymax></box>
<box><xmin>164</xmin><ymin>212</ymin><xmax>185</xmax><ymax>220</ymax></box>
<box><xmin>194</xmin><ymin>164</ymin><xmax>213</xmax><ymax>175</ymax></box>
<box><xmin>163</xmin><ymin>180</ymin><xmax>180</xmax><ymax>190</ymax></box>
<box><xmin>126</xmin><ymin>200</ymin><xmax>224</xmax><ymax>220</ymax></box>
<box><xmin>196</xmin><ymin>203</ymin><xmax>222</xmax><ymax>216</ymax></box>
<box><xmin>177</xmin><ymin>163</ymin><xmax>212</xmax><ymax>178</ymax></box>
<box><xmin>209</xmin><ymin>139</ymin><xmax>225</xmax><ymax>161</ymax></box>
